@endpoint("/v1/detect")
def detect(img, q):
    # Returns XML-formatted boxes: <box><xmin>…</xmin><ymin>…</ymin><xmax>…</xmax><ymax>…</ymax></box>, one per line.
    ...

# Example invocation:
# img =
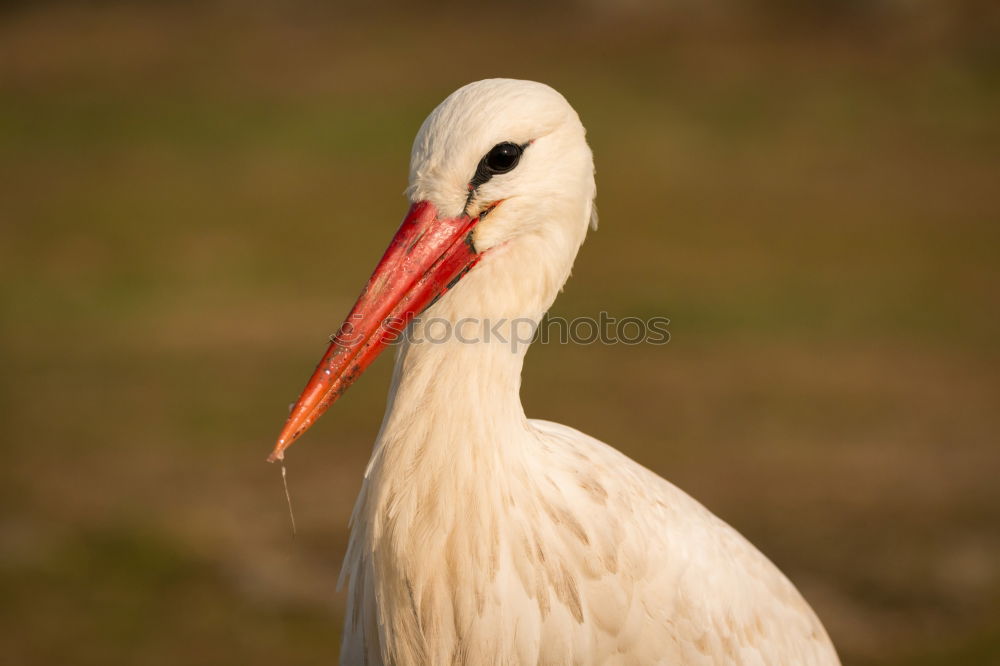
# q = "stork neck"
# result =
<box><xmin>375</xmin><ymin>244</ymin><xmax>557</xmax><ymax>451</ymax></box>
<box><xmin>363</xmin><ymin>280</ymin><xmax>548</xmax><ymax>509</ymax></box>
<box><xmin>366</xmin><ymin>236</ymin><xmax>574</xmax><ymax>481</ymax></box>
<box><xmin>380</xmin><ymin>320</ymin><xmax>532</xmax><ymax>450</ymax></box>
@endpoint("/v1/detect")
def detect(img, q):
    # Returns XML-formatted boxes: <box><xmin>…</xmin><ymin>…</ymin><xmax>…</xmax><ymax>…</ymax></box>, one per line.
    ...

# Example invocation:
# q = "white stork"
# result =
<box><xmin>269</xmin><ymin>79</ymin><xmax>840</xmax><ymax>665</ymax></box>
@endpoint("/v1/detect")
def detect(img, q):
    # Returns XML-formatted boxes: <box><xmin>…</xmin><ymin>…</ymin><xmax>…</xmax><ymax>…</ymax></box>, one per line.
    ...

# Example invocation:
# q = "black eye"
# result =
<box><xmin>484</xmin><ymin>142</ymin><xmax>522</xmax><ymax>173</ymax></box>
<box><xmin>469</xmin><ymin>141</ymin><xmax>525</xmax><ymax>189</ymax></box>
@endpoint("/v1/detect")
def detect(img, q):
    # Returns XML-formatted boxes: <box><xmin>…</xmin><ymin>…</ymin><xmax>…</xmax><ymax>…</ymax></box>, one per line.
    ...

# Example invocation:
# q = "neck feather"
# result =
<box><xmin>339</xmin><ymin>231</ymin><xmax>587</xmax><ymax>663</ymax></box>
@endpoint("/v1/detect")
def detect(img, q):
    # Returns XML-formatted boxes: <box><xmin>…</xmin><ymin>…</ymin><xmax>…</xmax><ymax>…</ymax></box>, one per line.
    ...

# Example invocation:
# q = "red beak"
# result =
<box><xmin>268</xmin><ymin>201</ymin><xmax>480</xmax><ymax>462</ymax></box>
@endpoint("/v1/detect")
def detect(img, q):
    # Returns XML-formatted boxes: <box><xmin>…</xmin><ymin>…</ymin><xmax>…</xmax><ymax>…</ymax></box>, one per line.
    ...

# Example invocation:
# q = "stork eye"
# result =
<box><xmin>484</xmin><ymin>142</ymin><xmax>522</xmax><ymax>173</ymax></box>
<box><xmin>470</xmin><ymin>142</ymin><xmax>525</xmax><ymax>189</ymax></box>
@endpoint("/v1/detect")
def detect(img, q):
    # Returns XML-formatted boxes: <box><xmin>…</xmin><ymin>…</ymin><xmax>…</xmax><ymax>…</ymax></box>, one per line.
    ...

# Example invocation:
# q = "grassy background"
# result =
<box><xmin>1</xmin><ymin>1</ymin><xmax>998</xmax><ymax>663</ymax></box>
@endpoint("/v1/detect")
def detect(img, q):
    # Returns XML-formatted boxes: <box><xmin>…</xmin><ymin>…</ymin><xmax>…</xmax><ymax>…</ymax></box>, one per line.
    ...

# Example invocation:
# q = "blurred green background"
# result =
<box><xmin>2</xmin><ymin>1</ymin><xmax>998</xmax><ymax>664</ymax></box>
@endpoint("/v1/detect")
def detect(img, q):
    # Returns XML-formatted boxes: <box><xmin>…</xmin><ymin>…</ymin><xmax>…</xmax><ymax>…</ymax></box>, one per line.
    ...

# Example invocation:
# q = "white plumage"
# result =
<box><xmin>281</xmin><ymin>79</ymin><xmax>840</xmax><ymax>665</ymax></box>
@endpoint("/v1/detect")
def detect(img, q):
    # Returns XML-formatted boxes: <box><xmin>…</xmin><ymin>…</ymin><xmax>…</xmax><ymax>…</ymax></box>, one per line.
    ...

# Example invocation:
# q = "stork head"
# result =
<box><xmin>269</xmin><ymin>79</ymin><xmax>596</xmax><ymax>461</ymax></box>
<box><xmin>411</xmin><ymin>79</ymin><xmax>596</xmax><ymax>256</ymax></box>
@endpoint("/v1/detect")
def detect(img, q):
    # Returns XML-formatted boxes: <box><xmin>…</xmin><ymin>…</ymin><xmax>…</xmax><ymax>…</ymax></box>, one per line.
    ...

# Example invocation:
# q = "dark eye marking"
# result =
<box><xmin>463</xmin><ymin>141</ymin><xmax>529</xmax><ymax>216</ymax></box>
<box><xmin>469</xmin><ymin>141</ymin><xmax>527</xmax><ymax>190</ymax></box>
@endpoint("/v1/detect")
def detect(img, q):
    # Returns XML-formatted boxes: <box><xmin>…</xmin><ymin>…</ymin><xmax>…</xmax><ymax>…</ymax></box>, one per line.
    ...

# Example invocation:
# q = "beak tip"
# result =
<box><xmin>267</xmin><ymin>442</ymin><xmax>286</xmax><ymax>463</ymax></box>
<box><xmin>269</xmin><ymin>420</ymin><xmax>306</xmax><ymax>464</ymax></box>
